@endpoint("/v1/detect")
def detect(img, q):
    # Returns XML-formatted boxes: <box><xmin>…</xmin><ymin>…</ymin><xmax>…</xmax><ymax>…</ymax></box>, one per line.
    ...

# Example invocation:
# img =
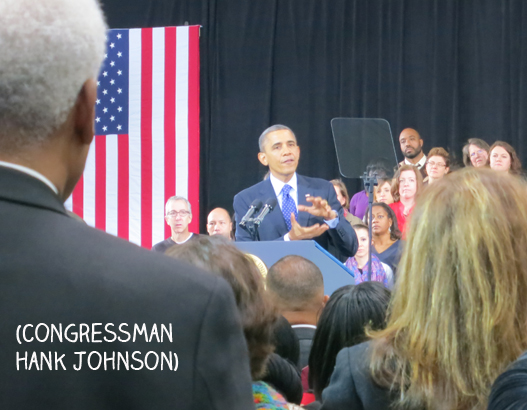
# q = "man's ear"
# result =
<box><xmin>258</xmin><ymin>152</ymin><xmax>268</xmax><ymax>166</ymax></box>
<box><xmin>445</xmin><ymin>167</ymin><xmax>450</xmax><ymax>174</ymax></box>
<box><xmin>322</xmin><ymin>294</ymin><xmax>330</xmax><ymax>307</ymax></box>
<box><xmin>74</xmin><ymin>78</ymin><xmax>97</xmax><ymax>146</ymax></box>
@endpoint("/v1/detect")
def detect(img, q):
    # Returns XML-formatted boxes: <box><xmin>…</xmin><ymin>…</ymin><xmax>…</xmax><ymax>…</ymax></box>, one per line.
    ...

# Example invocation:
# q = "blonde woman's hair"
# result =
<box><xmin>369</xmin><ymin>168</ymin><xmax>527</xmax><ymax>410</ymax></box>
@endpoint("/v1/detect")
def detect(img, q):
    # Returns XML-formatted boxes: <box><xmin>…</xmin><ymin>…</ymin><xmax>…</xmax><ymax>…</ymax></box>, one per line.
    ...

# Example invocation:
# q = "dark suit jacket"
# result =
<box><xmin>320</xmin><ymin>342</ymin><xmax>395</xmax><ymax>410</ymax></box>
<box><xmin>292</xmin><ymin>325</ymin><xmax>316</xmax><ymax>370</ymax></box>
<box><xmin>233</xmin><ymin>174</ymin><xmax>357</xmax><ymax>261</ymax></box>
<box><xmin>0</xmin><ymin>166</ymin><xmax>254</xmax><ymax>410</ymax></box>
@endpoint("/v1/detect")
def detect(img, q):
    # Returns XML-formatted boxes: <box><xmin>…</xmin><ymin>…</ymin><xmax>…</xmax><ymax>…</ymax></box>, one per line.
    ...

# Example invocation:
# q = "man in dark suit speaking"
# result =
<box><xmin>0</xmin><ymin>0</ymin><xmax>253</xmax><ymax>409</ymax></box>
<box><xmin>234</xmin><ymin>125</ymin><xmax>357</xmax><ymax>261</ymax></box>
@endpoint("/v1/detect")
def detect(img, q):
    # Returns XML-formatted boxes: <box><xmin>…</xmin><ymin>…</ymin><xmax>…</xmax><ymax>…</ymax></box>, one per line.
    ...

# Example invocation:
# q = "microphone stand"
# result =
<box><xmin>361</xmin><ymin>172</ymin><xmax>378</xmax><ymax>282</ymax></box>
<box><xmin>239</xmin><ymin>220</ymin><xmax>260</xmax><ymax>241</ymax></box>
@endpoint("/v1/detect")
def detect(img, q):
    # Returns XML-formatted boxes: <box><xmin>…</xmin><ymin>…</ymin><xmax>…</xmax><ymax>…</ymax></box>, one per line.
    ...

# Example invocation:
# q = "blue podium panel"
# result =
<box><xmin>235</xmin><ymin>240</ymin><xmax>355</xmax><ymax>296</ymax></box>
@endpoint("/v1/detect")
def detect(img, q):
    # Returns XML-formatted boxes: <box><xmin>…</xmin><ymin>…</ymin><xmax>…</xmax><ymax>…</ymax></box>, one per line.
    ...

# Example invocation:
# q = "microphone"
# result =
<box><xmin>253</xmin><ymin>198</ymin><xmax>277</xmax><ymax>227</ymax></box>
<box><xmin>239</xmin><ymin>199</ymin><xmax>262</xmax><ymax>227</ymax></box>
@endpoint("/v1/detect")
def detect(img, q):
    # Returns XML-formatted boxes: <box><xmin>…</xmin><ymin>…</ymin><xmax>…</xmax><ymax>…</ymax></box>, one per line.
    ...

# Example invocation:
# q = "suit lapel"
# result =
<box><xmin>296</xmin><ymin>175</ymin><xmax>311</xmax><ymax>227</ymax></box>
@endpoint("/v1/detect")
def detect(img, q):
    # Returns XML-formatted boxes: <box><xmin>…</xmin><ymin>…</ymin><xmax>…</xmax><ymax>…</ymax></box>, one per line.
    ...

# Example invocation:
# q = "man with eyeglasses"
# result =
<box><xmin>398</xmin><ymin>128</ymin><xmax>427</xmax><ymax>178</ymax></box>
<box><xmin>152</xmin><ymin>196</ymin><xmax>201</xmax><ymax>253</ymax></box>
<box><xmin>207</xmin><ymin>208</ymin><xmax>233</xmax><ymax>239</ymax></box>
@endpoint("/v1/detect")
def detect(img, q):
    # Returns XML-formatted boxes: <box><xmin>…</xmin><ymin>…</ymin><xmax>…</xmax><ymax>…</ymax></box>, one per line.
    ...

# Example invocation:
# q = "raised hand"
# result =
<box><xmin>297</xmin><ymin>195</ymin><xmax>337</xmax><ymax>221</ymax></box>
<box><xmin>288</xmin><ymin>213</ymin><xmax>329</xmax><ymax>240</ymax></box>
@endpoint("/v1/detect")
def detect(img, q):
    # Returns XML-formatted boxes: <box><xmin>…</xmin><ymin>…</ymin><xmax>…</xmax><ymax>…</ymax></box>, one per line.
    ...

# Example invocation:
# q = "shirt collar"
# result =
<box><xmin>0</xmin><ymin>160</ymin><xmax>59</xmax><ymax>194</ymax></box>
<box><xmin>405</xmin><ymin>154</ymin><xmax>427</xmax><ymax>169</ymax></box>
<box><xmin>269</xmin><ymin>172</ymin><xmax>298</xmax><ymax>197</ymax></box>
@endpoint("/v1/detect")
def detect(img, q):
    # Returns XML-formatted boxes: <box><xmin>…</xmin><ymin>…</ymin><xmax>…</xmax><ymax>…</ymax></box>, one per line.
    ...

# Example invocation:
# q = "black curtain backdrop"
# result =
<box><xmin>102</xmin><ymin>0</ymin><xmax>527</xmax><ymax>233</ymax></box>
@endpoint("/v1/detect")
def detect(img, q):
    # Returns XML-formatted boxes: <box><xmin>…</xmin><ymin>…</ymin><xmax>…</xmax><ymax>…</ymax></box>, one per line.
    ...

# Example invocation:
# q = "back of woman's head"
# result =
<box><xmin>308</xmin><ymin>282</ymin><xmax>391</xmax><ymax>399</ymax></box>
<box><xmin>371</xmin><ymin>167</ymin><xmax>527</xmax><ymax>409</ymax></box>
<box><xmin>165</xmin><ymin>235</ymin><xmax>278</xmax><ymax>380</ymax></box>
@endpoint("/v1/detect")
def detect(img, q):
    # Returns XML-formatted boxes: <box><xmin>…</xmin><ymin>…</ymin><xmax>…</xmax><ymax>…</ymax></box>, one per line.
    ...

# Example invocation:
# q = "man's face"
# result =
<box><xmin>399</xmin><ymin>129</ymin><xmax>423</xmax><ymax>159</ymax></box>
<box><xmin>165</xmin><ymin>200</ymin><xmax>192</xmax><ymax>234</ymax></box>
<box><xmin>258</xmin><ymin>129</ymin><xmax>300</xmax><ymax>181</ymax></box>
<box><xmin>207</xmin><ymin>208</ymin><xmax>232</xmax><ymax>239</ymax></box>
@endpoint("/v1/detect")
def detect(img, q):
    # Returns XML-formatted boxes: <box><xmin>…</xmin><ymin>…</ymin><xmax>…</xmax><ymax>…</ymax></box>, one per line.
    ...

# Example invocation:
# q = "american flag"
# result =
<box><xmin>65</xmin><ymin>26</ymin><xmax>200</xmax><ymax>249</ymax></box>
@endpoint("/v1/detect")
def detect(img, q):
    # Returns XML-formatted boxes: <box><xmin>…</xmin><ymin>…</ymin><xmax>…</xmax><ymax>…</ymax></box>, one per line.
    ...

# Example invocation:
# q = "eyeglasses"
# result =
<box><xmin>470</xmin><ymin>149</ymin><xmax>485</xmax><ymax>157</ymax></box>
<box><xmin>166</xmin><ymin>210</ymin><xmax>191</xmax><ymax>218</ymax></box>
<box><xmin>426</xmin><ymin>161</ymin><xmax>446</xmax><ymax>168</ymax></box>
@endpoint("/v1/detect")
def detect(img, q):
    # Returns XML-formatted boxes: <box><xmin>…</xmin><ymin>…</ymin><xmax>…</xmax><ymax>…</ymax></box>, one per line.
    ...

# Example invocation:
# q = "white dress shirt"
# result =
<box><xmin>404</xmin><ymin>154</ymin><xmax>427</xmax><ymax>170</ymax></box>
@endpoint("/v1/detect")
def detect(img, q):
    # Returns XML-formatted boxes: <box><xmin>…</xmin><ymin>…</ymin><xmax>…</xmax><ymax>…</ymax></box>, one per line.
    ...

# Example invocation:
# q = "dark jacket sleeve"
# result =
<box><xmin>325</xmin><ymin>182</ymin><xmax>358</xmax><ymax>260</ymax></box>
<box><xmin>193</xmin><ymin>277</ymin><xmax>255</xmax><ymax>410</ymax></box>
<box><xmin>488</xmin><ymin>352</ymin><xmax>527</xmax><ymax>410</ymax></box>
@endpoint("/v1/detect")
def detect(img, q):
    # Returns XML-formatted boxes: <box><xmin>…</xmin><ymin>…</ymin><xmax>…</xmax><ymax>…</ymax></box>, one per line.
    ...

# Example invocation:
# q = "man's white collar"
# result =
<box><xmin>269</xmin><ymin>172</ymin><xmax>298</xmax><ymax>196</ymax></box>
<box><xmin>405</xmin><ymin>155</ymin><xmax>427</xmax><ymax>169</ymax></box>
<box><xmin>0</xmin><ymin>160</ymin><xmax>58</xmax><ymax>194</ymax></box>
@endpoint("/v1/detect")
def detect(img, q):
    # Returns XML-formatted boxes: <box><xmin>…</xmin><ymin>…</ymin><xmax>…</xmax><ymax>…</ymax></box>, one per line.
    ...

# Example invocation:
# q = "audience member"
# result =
<box><xmin>308</xmin><ymin>283</ymin><xmax>390</xmax><ymax>406</ymax></box>
<box><xmin>373</xmin><ymin>178</ymin><xmax>394</xmax><ymax>204</ymax></box>
<box><xmin>152</xmin><ymin>196</ymin><xmax>200</xmax><ymax>252</ymax></box>
<box><xmin>262</xmin><ymin>316</ymin><xmax>303</xmax><ymax>404</ymax></box>
<box><xmin>349</xmin><ymin>160</ymin><xmax>392</xmax><ymax>219</ymax></box>
<box><xmin>271</xmin><ymin>316</ymin><xmax>301</xmax><ymax>368</ymax></box>
<box><xmin>330</xmin><ymin>179</ymin><xmax>362</xmax><ymax>225</ymax></box>
<box><xmin>321</xmin><ymin>168</ymin><xmax>527</xmax><ymax>410</ymax></box>
<box><xmin>165</xmin><ymin>236</ymin><xmax>304</xmax><ymax>410</ymax></box>
<box><xmin>369</xmin><ymin>203</ymin><xmax>403</xmax><ymax>274</ymax></box>
<box><xmin>389</xmin><ymin>164</ymin><xmax>423</xmax><ymax>237</ymax></box>
<box><xmin>489</xmin><ymin>141</ymin><xmax>523</xmax><ymax>176</ymax></box>
<box><xmin>344</xmin><ymin>224</ymin><xmax>392</xmax><ymax>288</ymax></box>
<box><xmin>234</xmin><ymin>124</ymin><xmax>357</xmax><ymax>262</ymax></box>
<box><xmin>488</xmin><ymin>351</ymin><xmax>527</xmax><ymax>410</ymax></box>
<box><xmin>462</xmin><ymin>138</ymin><xmax>490</xmax><ymax>167</ymax></box>
<box><xmin>398</xmin><ymin>128</ymin><xmax>427</xmax><ymax>178</ymax></box>
<box><xmin>267</xmin><ymin>255</ymin><xmax>329</xmax><ymax>370</ymax></box>
<box><xmin>207</xmin><ymin>207</ymin><xmax>233</xmax><ymax>239</ymax></box>
<box><xmin>0</xmin><ymin>0</ymin><xmax>254</xmax><ymax>408</ymax></box>
<box><xmin>425</xmin><ymin>147</ymin><xmax>450</xmax><ymax>184</ymax></box>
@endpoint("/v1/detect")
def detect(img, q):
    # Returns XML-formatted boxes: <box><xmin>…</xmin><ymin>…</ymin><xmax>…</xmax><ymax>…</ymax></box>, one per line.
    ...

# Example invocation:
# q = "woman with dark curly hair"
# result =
<box><xmin>369</xmin><ymin>202</ymin><xmax>403</xmax><ymax>274</ymax></box>
<box><xmin>489</xmin><ymin>141</ymin><xmax>523</xmax><ymax>175</ymax></box>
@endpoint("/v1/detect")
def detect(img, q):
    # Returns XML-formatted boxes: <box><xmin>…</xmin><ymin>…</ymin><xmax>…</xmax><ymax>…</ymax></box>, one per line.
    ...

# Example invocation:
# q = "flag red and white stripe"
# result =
<box><xmin>65</xmin><ymin>26</ymin><xmax>200</xmax><ymax>249</ymax></box>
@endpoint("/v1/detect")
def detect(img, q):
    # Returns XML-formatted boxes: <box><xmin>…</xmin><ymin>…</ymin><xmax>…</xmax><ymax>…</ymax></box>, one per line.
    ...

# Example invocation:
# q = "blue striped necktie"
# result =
<box><xmin>281</xmin><ymin>184</ymin><xmax>297</xmax><ymax>231</ymax></box>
